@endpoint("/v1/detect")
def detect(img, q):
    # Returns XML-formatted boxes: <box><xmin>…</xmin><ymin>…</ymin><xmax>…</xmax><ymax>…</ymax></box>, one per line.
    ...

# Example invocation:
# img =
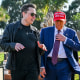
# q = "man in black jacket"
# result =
<box><xmin>0</xmin><ymin>3</ymin><xmax>47</xmax><ymax>80</ymax></box>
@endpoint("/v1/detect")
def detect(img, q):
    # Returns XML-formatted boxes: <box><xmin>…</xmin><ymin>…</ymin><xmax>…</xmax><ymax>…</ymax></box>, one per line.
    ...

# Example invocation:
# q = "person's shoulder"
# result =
<box><xmin>40</xmin><ymin>26</ymin><xmax>54</xmax><ymax>34</ymax></box>
<box><xmin>41</xmin><ymin>26</ymin><xmax>54</xmax><ymax>31</ymax></box>
<box><xmin>7</xmin><ymin>21</ymin><xmax>20</xmax><ymax>27</ymax></box>
<box><xmin>30</xmin><ymin>25</ymin><xmax>39</xmax><ymax>33</ymax></box>
<box><xmin>64</xmin><ymin>26</ymin><xmax>75</xmax><ymax>31</ymax></box>
<box><xmin>5</xmin><ymin>21</ymin><xmax>20</xmax><ymax>32</ymax></box>
<box><xmin>65</xmin><ymin>26</ymin><xmax>76</xmax><ymax>33</ymax></box>
<box><xmin>6</xmin><ymin>22</ymin><xmax>14</xmax><ymax>27</ymax></box>
<box><xmin>31</xmin><ymin>25</ymin><xmax>38</xmax><ymax>30</ymax></box>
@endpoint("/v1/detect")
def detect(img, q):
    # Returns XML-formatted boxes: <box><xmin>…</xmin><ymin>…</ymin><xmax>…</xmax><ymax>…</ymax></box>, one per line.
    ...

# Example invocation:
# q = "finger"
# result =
<box><xmin>42</xmin><ymin>74</ymin><xmax>45</xmax><ymax>78</ymax></box>
<box><xmin>40</xmin><ymin>73</ymin><xmax>46</xmax><ymax>78</ymax></box>
<box><xmin>20</xmin><ymin>45</ymin><xmax>25</xmax><ymax>49</ymax></box>
<box><xmin>43</xmin><ymin>46</ymin><xmax>47</xmax><ymax>51</ymax></box>
<box><xmin>18</xmin><ymin>46</ymin><xmax>23</xmax><ymax>50</ymax></box>
<box><xmin>18</xmin><ymin>44</ymin><xmax>25</xmax><ymax>49</ymax></box>
<box><xmin>42</xmin><ymin>44</ymin><xmax>47</xmax><ymax>51</ymax></box>
<box><xmin>37</xmin><ymin>41</ymin><xmax>40</xmax><ymax>46</ymax></box>
<box><xmin>15</xmin><ymin>46</ymin><xmax>25</xmax><ymax>52</ymax></box>
<box><xmin>37</xmin><ymin>41</ymin><xmax>43</xmax><ymax>48</ymax></box>
<box><xmin>15</xmin><ymin>47</ymin><xmax>19</xmax><ymax>52</ymax></box>
<box><xmin>56</xmin><ymin>38</ymin><xmax>61</xmax><ymax>40</ymax></box>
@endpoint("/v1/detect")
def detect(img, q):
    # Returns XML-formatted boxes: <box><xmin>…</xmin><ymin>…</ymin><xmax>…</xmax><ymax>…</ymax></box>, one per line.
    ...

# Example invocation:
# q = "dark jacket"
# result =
<box><xmin>73</xmin><ymin>51</ymin><xmax>78</xmax><ymax>62</ymax></box>
<box><xmin>0</xmin><ymin>21</ymin><xmax>43</xmax><ymax>74</ymax></box>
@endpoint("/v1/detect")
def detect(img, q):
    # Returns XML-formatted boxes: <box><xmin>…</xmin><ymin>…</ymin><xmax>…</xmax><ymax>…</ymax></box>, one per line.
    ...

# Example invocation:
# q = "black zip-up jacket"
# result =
<box><xmin>0</xmin><ymin>21</ymin><xmax>43</xmax><ymax>74</ymax></box>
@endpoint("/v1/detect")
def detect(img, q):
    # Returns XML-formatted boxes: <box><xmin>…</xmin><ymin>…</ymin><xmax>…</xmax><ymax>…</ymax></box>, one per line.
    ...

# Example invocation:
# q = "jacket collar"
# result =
<box><xmin>17</xmin><ymin>21</ymin><xmax>36</xmax><ymax>31</ymax></box>
<box><xmin>63</xmin><ymin>26</ymin><xmax>68</xmax><ymax>36</ymax></box>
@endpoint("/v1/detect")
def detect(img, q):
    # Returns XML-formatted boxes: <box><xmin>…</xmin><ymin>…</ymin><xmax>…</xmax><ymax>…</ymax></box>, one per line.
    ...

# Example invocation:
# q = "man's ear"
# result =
<box><xmin>22</xmin><ymin>12</ymin><xmax>25</xmax><ymax>17</ymax></box>
<box><xmin>64</xmin><ymin>20</ymin><xmax>66</xmax><ymax>24</ymax></box>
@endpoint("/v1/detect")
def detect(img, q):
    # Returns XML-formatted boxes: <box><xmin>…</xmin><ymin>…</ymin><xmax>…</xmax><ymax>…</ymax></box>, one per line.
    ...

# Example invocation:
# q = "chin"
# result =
<box><xmin>30</xmin><ymin>22</ymin><xmax>33</xmax><ymax>25</ymax></box>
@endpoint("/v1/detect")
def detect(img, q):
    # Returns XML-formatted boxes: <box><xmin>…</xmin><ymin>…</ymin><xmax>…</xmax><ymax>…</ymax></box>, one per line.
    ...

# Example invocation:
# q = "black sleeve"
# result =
<box><xmin>0</xmin><ymin>24</ymin><xmax>16</xmax><ymax>52</ymax></box>
<box><xmin>34</xmin><ymin>29</ymin><xmax>45</xmax><ymax>55</ymax></box>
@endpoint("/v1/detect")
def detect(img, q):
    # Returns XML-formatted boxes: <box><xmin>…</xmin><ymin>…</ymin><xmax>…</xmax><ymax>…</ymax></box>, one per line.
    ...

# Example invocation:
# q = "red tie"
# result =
<box><xmin>52</xmin><ymin>30</ymin><xmax>60</xmax><ymax>65</ymax></box>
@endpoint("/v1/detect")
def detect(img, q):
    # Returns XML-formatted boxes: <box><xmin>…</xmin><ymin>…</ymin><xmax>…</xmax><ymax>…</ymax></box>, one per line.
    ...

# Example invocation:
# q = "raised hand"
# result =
<box><xmin>37</xmin><ymin>41</ymin><xmax>47</xmax><ymax>51</ymax></box>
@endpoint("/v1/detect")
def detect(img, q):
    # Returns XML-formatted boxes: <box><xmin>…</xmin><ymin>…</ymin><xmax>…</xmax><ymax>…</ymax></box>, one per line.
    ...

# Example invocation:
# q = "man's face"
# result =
<box><xmin>22</xmin><ymin>7</ymin><xmax>36</xmax><ymax>25</ymax></box>
<box><xmin>54</xmin><ymin>20</ymin><xmax>66</xmax><ymax>30</ymax></box>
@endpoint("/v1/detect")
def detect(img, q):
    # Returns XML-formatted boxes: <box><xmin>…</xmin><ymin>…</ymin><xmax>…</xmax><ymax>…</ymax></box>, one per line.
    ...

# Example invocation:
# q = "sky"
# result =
<box><xmin>68</xmin><ymin>0</ymin><xmax>74</xmax><ymax>5</ymax></box>
<box><xmin>0</xmin><ymin>0</ymin><xmax>2</xmax><ymax>6</ymax></box>
<box><xmin>62</xmin><ymin>0</ymin><xmax>75</xmax><ymax>11</ymax></box>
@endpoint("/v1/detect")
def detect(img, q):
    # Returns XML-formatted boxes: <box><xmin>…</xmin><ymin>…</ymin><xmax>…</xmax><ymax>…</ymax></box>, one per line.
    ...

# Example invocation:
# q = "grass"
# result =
<box><xmin>0</xmin><ymin>52</ymin><xmax>4</xmax><ymax>66</ymax></box>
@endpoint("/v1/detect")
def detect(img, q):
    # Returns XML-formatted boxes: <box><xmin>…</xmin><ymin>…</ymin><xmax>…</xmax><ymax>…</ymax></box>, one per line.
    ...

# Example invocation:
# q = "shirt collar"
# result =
<box><xmin>55</xmin><ymin>26</ymin><xmax>63</xmax><ymax>33</ymax></box>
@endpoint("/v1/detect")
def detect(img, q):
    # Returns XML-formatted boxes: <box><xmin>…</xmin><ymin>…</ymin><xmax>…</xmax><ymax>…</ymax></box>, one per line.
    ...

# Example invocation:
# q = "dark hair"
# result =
<box><xmin>21</xmin><ymin>3</ymin><xmax>36</xmax><ymax>13</ymax></box>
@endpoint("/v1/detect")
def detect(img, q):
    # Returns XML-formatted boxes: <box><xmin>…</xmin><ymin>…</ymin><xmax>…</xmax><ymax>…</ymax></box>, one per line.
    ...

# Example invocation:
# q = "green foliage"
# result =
<box><xmin>72</xmin><ymin>13</ymin><xmax>80</xmax><ymax>31</ymax></box>
<box><xmin>31</xmin><ymin>0</ymin><xmax>67</xmax><ymax>11</ymax></box>
<box><xmin>0</xmin><ymin>7</ymin><xmax>10</xmax><ymax>28</ymax></box>
<box><xmin>30</xmin><ymin>0</ymin><xmax>67</xmax><ymax>21</ymax></box>
<box><xmin>65</xmin><ymin>0</ymin><xmax>80</xmax><ymax>31</ymax></box>
<box><xmin>1</xmin><ymin>0</ymin><xmax>68</xmax><ymax>29</ymax></box>
<box><xmin>0</xmin><ymin>7</ymin><xmax>10</xmax><ymax>22</ymax></box>
<box><xmin>36</xmin><ymin>5</ymin><xmax>49</xmax><ymax>21</ymax></box>
<box><xmin>0</xmin><ymin>52</ymin><xmax>4</xmax><ymax>66</ymax></box>
<box><xmin>72</xmin><ymin>13</ymin><xmax>80</xmax><ymax>21</ymax></box>
<box><xmin>2</xmin><ymin>0</ymin><xmax>22</xmax><ymax>23</ymax></box>
<box><xmin>0</xmin><ymin>21</ymin><xmax>6</xmax><ymax>28</ymax></box>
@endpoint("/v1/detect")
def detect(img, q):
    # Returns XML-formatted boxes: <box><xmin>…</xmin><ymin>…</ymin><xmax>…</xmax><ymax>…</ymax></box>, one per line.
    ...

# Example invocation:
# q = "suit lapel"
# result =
<box><xmin>63</xmin><ymin>26</ymin><xmax>68</xmax><ymax>36</ymax></box>
<box><xmin>49</xmin><ymin>26</ymin><xmax>55</xmax><ymax>50</ymax></box>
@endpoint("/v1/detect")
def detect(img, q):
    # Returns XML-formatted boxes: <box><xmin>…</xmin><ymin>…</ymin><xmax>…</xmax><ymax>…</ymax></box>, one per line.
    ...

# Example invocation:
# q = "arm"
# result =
<box><xmin>0</xmin><ymin>24</ymin><xmax>16</xmax><ymax>52</ymax></box>
<box><xmin>34</xmin><ymin>28</ymin><xmax>47</xmax><ymax>55</ymax></box>
<box><xmin>0</xmin><ymin>24</ymin><xmax>25</xmax><ymax>52</ymax></box>
<box><xmin>56</xmin><ymin>30</ymin><xmax>80</xmax><ymax>51</ymax></box>
<box><xmin>64</xmin><ymin>31</ymin><xmax>80</xmax><ymax>51</ymax></box>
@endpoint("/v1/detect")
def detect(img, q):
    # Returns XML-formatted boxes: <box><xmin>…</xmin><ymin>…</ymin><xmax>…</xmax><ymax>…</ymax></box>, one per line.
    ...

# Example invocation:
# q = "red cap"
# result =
<box><xmin>54</xmin><ymin>12</ymin><xmax>66</xmax><ymax>21</ymax></box>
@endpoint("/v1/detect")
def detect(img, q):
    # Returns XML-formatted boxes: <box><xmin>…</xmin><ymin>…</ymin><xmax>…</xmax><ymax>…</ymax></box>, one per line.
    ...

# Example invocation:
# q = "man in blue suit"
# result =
<box><xmin>40</xmin><ymin>11</ymin><xmax>80</xmax><ymax>80</ymax></box>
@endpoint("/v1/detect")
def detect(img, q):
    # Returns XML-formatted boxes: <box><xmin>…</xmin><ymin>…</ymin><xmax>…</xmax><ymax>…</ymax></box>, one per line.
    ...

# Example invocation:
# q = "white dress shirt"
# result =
<box><xmin>48</xmin><ymin>27</ymin><xmax>67</xmax><ymax>58</ymax></box>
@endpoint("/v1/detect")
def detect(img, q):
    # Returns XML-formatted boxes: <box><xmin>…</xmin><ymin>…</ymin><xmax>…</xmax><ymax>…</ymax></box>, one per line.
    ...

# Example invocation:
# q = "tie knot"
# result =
<box><xmin>58</xmin><ymin>30</ymin><xmax>60</xmax><ymax>33</ymax></box>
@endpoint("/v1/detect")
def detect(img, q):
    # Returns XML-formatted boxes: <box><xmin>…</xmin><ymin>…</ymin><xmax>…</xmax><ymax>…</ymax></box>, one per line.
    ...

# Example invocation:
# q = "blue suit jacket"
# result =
<box><xmin>40</xmin><ymin>26</ymin><xmax>80</xmax><ymax>74</ymax></box>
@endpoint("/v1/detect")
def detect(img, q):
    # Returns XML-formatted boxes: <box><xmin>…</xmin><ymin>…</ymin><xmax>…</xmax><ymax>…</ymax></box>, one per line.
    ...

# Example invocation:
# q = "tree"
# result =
<box><xmin>65</xmin><ymin>0</ymin><xmax>80</xmax><ymax>31</ymax></box>
<box><xmin>0</xmin><ymin>7</ymin><xmax>10</xmax><ymax>28</ymax></box>
<box><xmin>72</xmin><ymin>13</ymin><xmax>80</xmax><ymax>31</ymax></box>
<box><xmin>30</xmin><ymin>0</ymin><xmax>67</xmax><ymax>21</ymax></box>
<box><xmin>2</xmin><ymin>0</ymin><xmax>22</xmax><ymax>23</ymax></box>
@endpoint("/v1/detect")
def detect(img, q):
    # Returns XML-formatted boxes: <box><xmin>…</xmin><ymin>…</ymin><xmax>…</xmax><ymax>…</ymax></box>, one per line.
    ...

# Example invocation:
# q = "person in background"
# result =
<box><xmin>40</xmin><ymin>11</ymin><xmax>80</xmax><ymax>80</ymax></box>
<box><xmin>0</xmin><ymin>3</ymin><xmax>47</xmax><ymax>80</ymax></box>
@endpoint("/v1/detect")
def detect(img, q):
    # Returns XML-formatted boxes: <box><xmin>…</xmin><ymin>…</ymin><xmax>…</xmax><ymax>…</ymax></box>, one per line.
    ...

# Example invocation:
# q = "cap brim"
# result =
<box><xmin>54</xmin><ymin>19</ymin><xmax>66</xmax><ymax>21</ymax></box>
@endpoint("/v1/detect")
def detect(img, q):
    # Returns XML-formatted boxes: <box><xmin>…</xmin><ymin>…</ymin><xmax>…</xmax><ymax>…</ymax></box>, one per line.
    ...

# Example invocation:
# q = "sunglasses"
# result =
<box><xmin>30</xmin><ymin>13</ymin><xmax>37</xmax><ymax>17</ymax></box>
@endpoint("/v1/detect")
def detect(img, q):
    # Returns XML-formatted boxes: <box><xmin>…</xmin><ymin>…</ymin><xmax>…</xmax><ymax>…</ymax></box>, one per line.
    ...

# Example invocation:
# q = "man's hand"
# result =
<box><xmin>56</xmin><ymin>34</ymin><xmax>66</xmax><ymax>41</ymax></box>
<box><xmin>15</xmin><ymin>43</ymin><xmax>25</xmax><ymax>52</ymax></box>
<box><xmin>37</xmin><ymin>41</ymin><xmax>47</xmax><ymax>51</ymax></box>
<box><xmin>40</xmin><ymin>68</ymin><xmax>46</xmax><ymax>78</ymax></box>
